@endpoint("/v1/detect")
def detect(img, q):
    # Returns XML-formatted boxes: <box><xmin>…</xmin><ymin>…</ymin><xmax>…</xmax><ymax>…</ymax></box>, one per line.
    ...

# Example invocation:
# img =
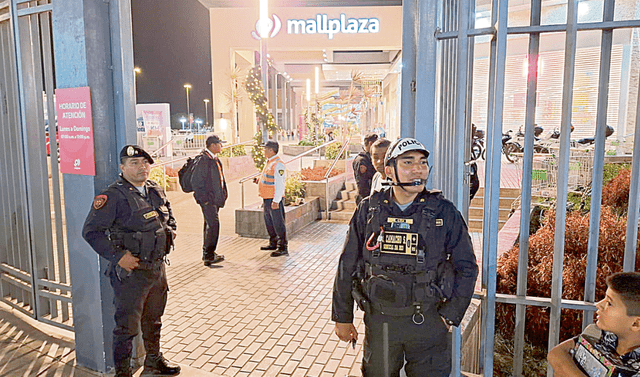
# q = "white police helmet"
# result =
<box><xmin>384</xmin><ymin>138</ymin><xmax>430</xmax><ymax>167</ymax></box>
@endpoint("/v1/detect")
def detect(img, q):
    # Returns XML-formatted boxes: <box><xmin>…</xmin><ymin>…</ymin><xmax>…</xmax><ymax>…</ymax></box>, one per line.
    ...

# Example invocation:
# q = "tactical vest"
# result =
<box><xmin>359</xmin><ymin>191</ymin><xmax>454</xmax><ymax>320</ymax></box>
<box><xmin>108</xmin><ymin>180</ymin><xmax>171</xmax><ymax>268</ymax></box>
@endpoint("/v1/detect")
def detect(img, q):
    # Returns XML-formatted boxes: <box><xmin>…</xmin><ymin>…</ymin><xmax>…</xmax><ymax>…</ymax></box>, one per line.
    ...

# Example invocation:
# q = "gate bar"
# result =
<box><xmin>624</xmin><ymin>65</ymin><xmax>640</xmax><ymax>271</ymax></box>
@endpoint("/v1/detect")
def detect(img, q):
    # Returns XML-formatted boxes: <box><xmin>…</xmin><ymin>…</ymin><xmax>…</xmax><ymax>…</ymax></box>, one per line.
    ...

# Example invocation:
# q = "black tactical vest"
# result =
<box><xmin>360</xmin><ymin>190</ymin><xmax>452</xmax><ymax>317</ymax></box>
<box><xmin>108</xmin><ymin>180</ymin><xmax>171</xmax><ymax>266</ymax></box>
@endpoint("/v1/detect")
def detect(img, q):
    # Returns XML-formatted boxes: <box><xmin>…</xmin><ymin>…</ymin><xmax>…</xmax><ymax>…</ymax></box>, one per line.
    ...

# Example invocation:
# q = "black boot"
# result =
<box><xmin>114</xmin><ymin>366</ymin><xmax>132</xmax><ymax>377</ymax></box>
<box><xmin>203</xmin><ymin>253</ymin><xmax>224</xmax><ymax>266</ymax></box>
<box><xmin>260</xmin><ymin>239</ymin><xmax>278</xmax><ymax>250</ymax></box>
<box><xmin>270</xmin><ymin>241</ymin><xmax>288</xmax><ymax>257</ymax></box>
<box><xmin>142</xmin><ymin>353</ymin><xmax>181</xmax><ymax>375</ymax></box>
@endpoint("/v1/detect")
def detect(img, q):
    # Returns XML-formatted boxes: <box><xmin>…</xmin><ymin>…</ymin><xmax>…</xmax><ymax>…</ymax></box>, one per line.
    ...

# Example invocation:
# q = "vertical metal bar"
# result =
<box><xmin>260</xmin><ymin>38</ymin><xmax>268</xmax><ymax>143</ymax></box>
<box><xmin>482</xmin><ymin>0</ymin><xmax>509</xmax><ymax>374</ymax></box>
<box><xmin>414</xmin><ymin>0</ymin><xmax>438</xmax><ymax>173</ymax></box>
<box><xmin>548</xmin><ymin>1</ymin><xmax>578</xmax><ymax>375</ymax></box>
<box><xmin>624</xmin><ymin>68</ymin><xmax>640</xmax><ymax>271</ymax></box>
<box><xmin>400</xmin><ymin>0</ymin><xmax>416</xmax><ymax>137</ymax></box>
<box><xmin>41</xmin><ymin>10</ymin><xmax>69</xmax><ymax>322</ymax></box>
<box><xmin>11</xmin><ymin>0</ymin><xmax>40</xmax><ymax>314</ymax></box>
<box><xmin>0</xmin><ymin>18</ymin><xmax>12</xmax><ymax>302</ymax></box>
<box><xmin>514</xmin><ymin>1</ymin><xmax>541</xmax><ymax>374</ymax></box>
<box><xmin>452</xmin><ymin>0</ymin><xmax>470</xmax><ymax>371</ymax></box>
<box><xmin>462</xmin><ymin>0</ymin><xmax>476</xmax><ymax>223</ymax></box>
<box><xmin>583</xmin><ymin>0</ymin><xmax>615</xmax><ymax>329</ymax></box>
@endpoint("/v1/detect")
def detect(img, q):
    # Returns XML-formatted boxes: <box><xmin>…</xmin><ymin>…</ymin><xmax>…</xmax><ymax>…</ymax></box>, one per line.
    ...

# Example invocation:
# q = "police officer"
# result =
<box><xmin>352</xmin><ymin>133</ymin><xmax>378</xmax><ymax>205</ymax></box>
<box><xmin>332</xmin><ymin>138</ymin><xmax>478</xmax><ymax>377</ymax></box>
<box><xmin>82</xmin><ymin>145</ymin><xmax>180</xmax><ymax>377</ymax></box>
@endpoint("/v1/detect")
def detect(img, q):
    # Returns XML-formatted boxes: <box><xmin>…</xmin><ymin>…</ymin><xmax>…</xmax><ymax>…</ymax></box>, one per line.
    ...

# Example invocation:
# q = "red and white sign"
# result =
<box><xmin>55</xmin><ymin>87</ymin><xmax>96</xmax><ymax>175</ymax></box>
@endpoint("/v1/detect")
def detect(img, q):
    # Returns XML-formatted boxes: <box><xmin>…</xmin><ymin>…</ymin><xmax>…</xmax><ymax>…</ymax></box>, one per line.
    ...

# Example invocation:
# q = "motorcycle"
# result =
<box><xmin>575</xmin><ymin>125</ymin><xmax>614</xmax><ymax>146</ymax></box>
<box><xmin>471</xmin><ymin>124</ymin><xmax>485</xmax><ymax>160</ymax></box>
<box><xmin>502</xmin><ymin>130</ymin><xmax>522</xmax><ymax>163</ymax></box>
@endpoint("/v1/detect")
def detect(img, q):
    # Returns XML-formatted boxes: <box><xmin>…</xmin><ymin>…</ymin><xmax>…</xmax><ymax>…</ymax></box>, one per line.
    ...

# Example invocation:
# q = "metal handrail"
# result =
<box><xmin>323</xmin><ymin>139</ymin><xmax>351</xmax><ymax>220</ymax></box>
<box><xmin>153</xmin><ymin>139</ymin><xmax>255</xmax><ymax>168</ymax></box>
<box><xmin>238</xmin><ymin>139</ymin><xmax>340</xmax><ymax>208</ymax></box>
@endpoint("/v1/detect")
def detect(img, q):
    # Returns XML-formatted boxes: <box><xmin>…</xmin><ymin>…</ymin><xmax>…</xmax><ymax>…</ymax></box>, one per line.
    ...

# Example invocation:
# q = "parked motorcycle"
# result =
<box><xmin>502</xmin><ymin>130</ymin><xmax>522</xmax><ymax>163</ymax></box>
<box><xmin>575</xmin><ymin>125</ymin><xmax>614</xmax><ymax>145</ymax></box>
<box><xmin>471</xmin><ymin>124</ymin><xmax>485</xmax><ymax>160</ymax></box>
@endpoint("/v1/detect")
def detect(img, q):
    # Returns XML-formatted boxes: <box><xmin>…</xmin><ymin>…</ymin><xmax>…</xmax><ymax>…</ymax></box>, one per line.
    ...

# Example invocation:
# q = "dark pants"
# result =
<box><xmin>200</xmin><ymin>203</ymin><xmax>220</xmax><ymax>258</ymax></box>
<box><xmin>110</xmin><ymin>265</ymin><xmax>167</xmax><ymax>369</ymax></box>
<box><xmin>362</xmin><ymin>311</ymin><xmax>451</xmax><ymax>377</ymax></box>
<box><xmin>263</xmin><ymin>198</ymin><xmax>287</xmax><ymax>247</ymax></box>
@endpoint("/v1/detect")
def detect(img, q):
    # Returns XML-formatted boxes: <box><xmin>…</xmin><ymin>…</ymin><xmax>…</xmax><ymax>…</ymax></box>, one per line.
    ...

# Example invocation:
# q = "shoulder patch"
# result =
<box><xmin>93</xmin><ymin>194</ymin><xmax>108</xmax><ymax>210</ymax></box>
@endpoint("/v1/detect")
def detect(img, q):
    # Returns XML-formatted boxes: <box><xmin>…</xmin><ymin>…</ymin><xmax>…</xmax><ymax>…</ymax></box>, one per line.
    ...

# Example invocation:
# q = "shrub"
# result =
<box><xmin>219</xmin><ymin>145</ymin><xmax>247</xmax><ymax>157</ymax></box>
<box><xmin>602</xmin><ymin>167</ymin><xmax>631</xmax><ymax>212</ymax></box>
<box><xmin>284</xmin><ymin>173</ymin><xmax>305</xmax><ymax>206</ymax></box>
<box><xmin>300</xmin><ymin>166</ymin><xmax>345</xmax><ymax>181</ymax></box>
<box><xmin>325</xmin><ymin>142</ymin><xmax>347</xmax><ymax>160</ymax></box>
<box><xmin>148</xmin><ymin>167</ymin><xmax>170</xmax><ymax>189</ymax></box>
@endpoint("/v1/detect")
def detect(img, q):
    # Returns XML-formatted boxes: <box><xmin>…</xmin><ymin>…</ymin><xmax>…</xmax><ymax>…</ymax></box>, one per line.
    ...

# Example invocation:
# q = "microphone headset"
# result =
<box><xmin>383</xmin><ymin>138</ymin><xmax>431</xmax><ymax>188</ymax></box>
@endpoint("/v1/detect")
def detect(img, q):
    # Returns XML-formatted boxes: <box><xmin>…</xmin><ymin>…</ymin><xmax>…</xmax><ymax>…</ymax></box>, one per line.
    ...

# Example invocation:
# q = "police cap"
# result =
<box><xmin>260</xmin><ymin>140</ymin><xmax>279</xmax><ymax>153</ymax></box>
<box><xmin>384</xmin><ymin>138</ymin><xmax>430</xmax><ymax>166</ymax></box>
<box><xmin>120</xmin><ymin>145</ymin><xmax>154</xmax><ymax>164</ymax></box>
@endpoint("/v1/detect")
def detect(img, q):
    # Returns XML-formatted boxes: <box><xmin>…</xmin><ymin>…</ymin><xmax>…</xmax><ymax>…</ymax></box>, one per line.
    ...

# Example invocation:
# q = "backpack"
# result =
<box><xmin>178</xmin><ymin>155</ymin><xmax>200</xmax><ymax>193</ymax></box>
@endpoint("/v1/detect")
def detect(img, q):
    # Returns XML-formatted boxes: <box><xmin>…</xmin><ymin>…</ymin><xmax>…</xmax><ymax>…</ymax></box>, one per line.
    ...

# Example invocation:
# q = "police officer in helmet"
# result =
<box><xmin>332</xmin><ymin>138</ymin><xmax>478</xmax><ymax>377</ymax></box>
<box><xmin>82</xmin><ymin>145</ymin><xmax>181</xmax><ymax>377</ymax></box>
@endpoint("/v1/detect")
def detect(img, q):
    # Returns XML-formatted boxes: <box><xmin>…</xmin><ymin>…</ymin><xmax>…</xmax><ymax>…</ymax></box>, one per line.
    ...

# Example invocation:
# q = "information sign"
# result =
<box><xmin>54</xmin><ymin>87</ymin><xmax>96</xmax><ymax>175</ymax></box>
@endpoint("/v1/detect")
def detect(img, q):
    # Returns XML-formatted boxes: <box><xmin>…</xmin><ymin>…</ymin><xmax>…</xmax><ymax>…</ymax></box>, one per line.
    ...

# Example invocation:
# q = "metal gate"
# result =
<box><xmin>404</xmin><ymin>0</ymin><xmax>640</xmax><ymax>375</ymax></box>
<box><xmin>0</xmin><ymin>0</ymin><xmax>72</xmax><ymax>330</ymax></box>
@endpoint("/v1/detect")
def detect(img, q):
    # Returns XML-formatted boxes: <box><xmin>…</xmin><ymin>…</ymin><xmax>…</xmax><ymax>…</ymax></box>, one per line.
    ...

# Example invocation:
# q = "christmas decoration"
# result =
<box><xmin>245</xmin><ymin>66</ymin><xmax>279</xmax><ymax>170</ymax></box>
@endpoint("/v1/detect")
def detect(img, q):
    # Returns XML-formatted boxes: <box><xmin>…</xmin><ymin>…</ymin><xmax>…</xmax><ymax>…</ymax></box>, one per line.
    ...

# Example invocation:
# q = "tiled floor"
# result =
<box><xmin>162</xmin><ymin>221</ymin><xmax>364</xmax><ymax>377</ymax></box>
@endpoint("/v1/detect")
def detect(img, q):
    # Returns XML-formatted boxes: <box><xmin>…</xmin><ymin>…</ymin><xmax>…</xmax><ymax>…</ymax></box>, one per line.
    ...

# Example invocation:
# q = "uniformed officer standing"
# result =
<box><xmin>255</xmin><ymin>140</ymin><xmax>288</xmax><ymax>257</ymax></box>
<box><xmin>332</xmin><ymin>138</ymin><xmax>478</xmax><ymax>377</ymax></box>
<box><xmin>82</xmin><ymin>145</ymin><xmax>180</xmax><ymax>377</ymax></box>
<box><xmin>352</xmin><ymin>133</ymin><xmax>378</xmax><ymax>205</ymax></box>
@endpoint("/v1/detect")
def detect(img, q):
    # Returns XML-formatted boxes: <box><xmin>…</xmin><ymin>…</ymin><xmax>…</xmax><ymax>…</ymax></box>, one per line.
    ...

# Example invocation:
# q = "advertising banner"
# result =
<box><xmin>55</xmin><ymin>87</ymin><xmax>96</xmax><ymax>175</ymax></box>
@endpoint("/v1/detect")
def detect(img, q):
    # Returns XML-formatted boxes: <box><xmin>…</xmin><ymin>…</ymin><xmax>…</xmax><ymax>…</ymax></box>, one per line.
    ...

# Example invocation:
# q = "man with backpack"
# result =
<box><xmin>191</xmin><ymin>135</ymin><xmax>228</xmax><ymax>266</ymax></box>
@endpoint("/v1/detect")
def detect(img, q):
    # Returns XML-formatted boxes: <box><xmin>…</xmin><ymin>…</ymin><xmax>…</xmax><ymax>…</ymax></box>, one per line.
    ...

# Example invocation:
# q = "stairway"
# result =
<box><xmin>326</xmin><ymin>181</ymin><xmax>358</xmax><ymax>223</ymax></box>
<box><xmin>468</xmin><ymin>187</ymin><xmax>520</xmax><ymax>232</ymax></box>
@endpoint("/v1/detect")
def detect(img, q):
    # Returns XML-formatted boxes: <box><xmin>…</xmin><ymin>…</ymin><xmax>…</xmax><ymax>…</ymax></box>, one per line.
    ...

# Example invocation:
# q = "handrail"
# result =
<box><xmin>323</xmin><ymin>139</ymin><xmax>351</xmax><ymax>220</ymax></box>
<box><xmin>238</xmin><ymin>139</ymin><xmax>339</xmax><ymax>208</ymax></box>
<box><xmin>153</xmin><ymin>139</ymin><xmax>255</xmax><ymax>168</ymax></box>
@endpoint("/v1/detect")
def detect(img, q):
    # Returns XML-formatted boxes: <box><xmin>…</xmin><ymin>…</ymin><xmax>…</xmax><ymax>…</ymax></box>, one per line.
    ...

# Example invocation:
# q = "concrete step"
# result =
<box><xmin>468</xmin><ymin>206</ymin><xmax>511</xmax><ymax>221</ymax></box>
<box><xmin>338</xmin><ymin>189</ymin><xmax>358</xmax><ymax>201</ymax></box>
<box><xmin>345</xmin><ymin>181</ymin><xmax>357</xmax><ymax>191</ymax></box>
<box><xmin>334</xmin><ymin>199</ymin><xmax>357</xmax><ymax>211</ymax></box>
<box><xmin>327</xmin><ymin>209</ymin><xmax>356</xmax><ymax>223</ymax></box>
<box><xmin>468</xmin><ymin>217</ymin><xmax>508</xmax><ymax>231</ymax></box>
<box><xmin>475</xmin><ymin>187</ymin><xmax>521</xmax><ymax>198</ymax></box>
<box><xmin>470</xmin><ymin>196</ymin><xmax>518</xmax><ymax>208</ymax></box>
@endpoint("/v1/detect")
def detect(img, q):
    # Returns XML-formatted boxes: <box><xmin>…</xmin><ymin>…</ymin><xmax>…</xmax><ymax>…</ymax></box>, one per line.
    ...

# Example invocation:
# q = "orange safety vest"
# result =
<box><xmin>258</xmin><ymin>156</ymin><xmax>284</xmax><ymax>199</ymax></box>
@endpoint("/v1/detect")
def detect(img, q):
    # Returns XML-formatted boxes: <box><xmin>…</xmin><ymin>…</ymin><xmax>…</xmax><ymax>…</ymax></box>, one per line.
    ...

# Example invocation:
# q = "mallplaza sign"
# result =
<box><xmin>253</xmin><ymin>13</ymin><xmax>380</xmax><ymax>40</ymax></box>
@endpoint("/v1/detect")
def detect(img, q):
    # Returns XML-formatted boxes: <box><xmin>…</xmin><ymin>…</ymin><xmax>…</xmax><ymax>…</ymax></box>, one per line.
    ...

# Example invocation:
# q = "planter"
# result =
<box><xmin>303</xmin><ymin>173</ymin><xmax>347</xmax><ymax>211</ymax></box>
<box><xmin>165</xmin><ymin>177</ymin><xmax>179</xmax><ymax>192</ymax></box>
<box><xmin>218</xmin><ymin>155</ymin><xmax>257</xmax><ymax>181</ymax></box>
<box><xmin>235</xmin><ymin>197</ymin><xmax>320</xmax><ymax>239</ymax></box>
<box><xmin>282</xmin><ymin>145</ymin><xmax>325</xmax><ymax>156</ymax></box>
<box><xmin>312</xmin><ymin>159</ymin><xmax>347</xmax><ymax>170</ymax></box>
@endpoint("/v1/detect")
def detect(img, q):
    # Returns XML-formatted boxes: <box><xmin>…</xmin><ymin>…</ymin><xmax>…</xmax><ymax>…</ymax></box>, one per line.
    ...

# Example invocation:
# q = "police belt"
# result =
<box><xmin>136</xmin><ymin>259</ymin><xmax>165</xmax><ymax>270</ymax></box>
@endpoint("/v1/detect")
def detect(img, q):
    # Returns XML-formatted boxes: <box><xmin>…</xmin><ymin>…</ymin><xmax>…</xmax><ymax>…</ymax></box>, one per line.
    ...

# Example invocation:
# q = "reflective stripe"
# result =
<box><xmin>261</xmin><ymin>180</ymin><xmax>274</xmax><ymax>185</ymax></box>
<box><xmin>265</xmin><ymin>174</ymin><xmax>274</xmax><ymax>179</ymax></box>
<box><xmin>258</xmin><ymin>156</ymin><xmax>284</xmax><ymax>199</ymax></box>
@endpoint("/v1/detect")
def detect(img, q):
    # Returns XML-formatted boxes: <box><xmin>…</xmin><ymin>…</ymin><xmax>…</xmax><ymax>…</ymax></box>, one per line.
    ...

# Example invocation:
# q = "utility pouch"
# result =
<box><xmin>351</xmin><ymin>280</ymin><xmax>370</xmax><ymax>312</ymax></box>
<box><xmin>164</xmin><ymin>227</ymin><xmax>174</xmax><ymax>255</ymax></box>
<box><xmin>437</xmin><ymin>254</ymin><xmax>455</xmax><ymax>301</ymax></box>
<box><xmin>152</xmin><ymin>228</ymin><xmax>167</xmax><ymax>259</ymax></box>
<box><xmin>366</xmin><ymin>275</ymin><xmax>409</xmax><ymax>308</ymax></box>
<box><xmin>137</xmin><ymin>231</ymin><xmax>156</xmax><ymax>262</ymax></box>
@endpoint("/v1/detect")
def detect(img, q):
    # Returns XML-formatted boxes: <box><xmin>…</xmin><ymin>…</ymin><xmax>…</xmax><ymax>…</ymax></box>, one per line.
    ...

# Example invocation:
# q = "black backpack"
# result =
<box><xmin>178</xmin><ymin>155</ymin><xmax>200</xmax><ymax>193</ymax></box>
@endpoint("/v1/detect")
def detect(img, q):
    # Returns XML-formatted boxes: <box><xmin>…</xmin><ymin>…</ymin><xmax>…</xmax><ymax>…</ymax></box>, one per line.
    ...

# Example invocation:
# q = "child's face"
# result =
<box><xmin>596</xmin><ymin>288</ymin><xmax>637</xmax><ymax>335</ymax></box>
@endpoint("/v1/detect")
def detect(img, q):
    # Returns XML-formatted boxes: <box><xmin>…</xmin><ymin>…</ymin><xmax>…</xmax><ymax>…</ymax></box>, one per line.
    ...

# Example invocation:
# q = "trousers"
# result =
<box><xmin>200</xmin><ymin>203</ymin><xmax>220</xmax><ymax>258</ymax></box>
<box><xmin>262</xmin><ymin>198</ymin><xmax>287</xmax><ymax>246</ymax></box>
<box><xmin>110</xmin><ymin>264</ymin><xmax>168</xmax><ymax>369</ymax></box>
<box><xmin>362</xmin><ymin>311</ymin><xmax>451</xmax><ymax>377</ymax></box>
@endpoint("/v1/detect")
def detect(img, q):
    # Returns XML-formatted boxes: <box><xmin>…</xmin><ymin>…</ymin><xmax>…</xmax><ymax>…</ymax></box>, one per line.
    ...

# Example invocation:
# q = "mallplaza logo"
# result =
<box><xmin>252</xmin><ymin>13</ymin><xmax>380</xmax><ymax>40</ymax></box>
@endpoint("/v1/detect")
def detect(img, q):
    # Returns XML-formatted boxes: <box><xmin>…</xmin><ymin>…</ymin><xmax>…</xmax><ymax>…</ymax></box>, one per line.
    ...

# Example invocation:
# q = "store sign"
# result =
<box><xmin>252</xmin><ymin>13</ymin><xmax>380</xmax><ymax>40</ymax></box>
<box><xmin>287</xmin><ymin>14</ymin><xmax>380</xmax><ymax>39</ymax></box>
<box><xmin>55</xmin><ymin>87</ymin><xmax>96</xmax><ymax>175</ymax></box>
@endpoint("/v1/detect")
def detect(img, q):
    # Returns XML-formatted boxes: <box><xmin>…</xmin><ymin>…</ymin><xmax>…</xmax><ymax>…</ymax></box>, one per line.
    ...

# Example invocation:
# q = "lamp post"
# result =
<box><xmin>195</xmin><ymin>119</ymin><xmax>203</xmax><ymax>133</ymax></box>
<box><xmin>133</xmin><ymin>67</ymin><xmax>141</xmax><ymax>101</ymax></box>
<box><xmin>203</xmin><ymin>99</ymin><xmax>210</xmax><ymax>129</ymax></box>
<box><xmin>258</xmin><ymin>0</ymin><xmax>269</xmax><ymax>144</ymax></box>
<box><xmin>179</xmin><ymin>117</ymin><xmax>186</xmax><ymax>130</ymax></box>
<box><xmin>184</xmin><ymin>83</ymin><xmax>192</xmax><ymax>128</ymax></box>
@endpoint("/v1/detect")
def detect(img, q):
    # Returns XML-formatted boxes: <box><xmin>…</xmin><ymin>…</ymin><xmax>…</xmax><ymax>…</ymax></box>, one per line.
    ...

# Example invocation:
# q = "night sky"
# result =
<box><xmin>131</xmin><ymin>0</ymin><xmax>212</xmax><ymax>128</ymax></box>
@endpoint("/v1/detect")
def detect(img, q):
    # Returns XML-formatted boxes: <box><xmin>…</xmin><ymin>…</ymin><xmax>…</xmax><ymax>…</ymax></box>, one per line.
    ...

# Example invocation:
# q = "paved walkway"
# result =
<box><xmin>0</xmin><ymin>154</ymin><xmax>523</xmax><ymax>377</ymax></box>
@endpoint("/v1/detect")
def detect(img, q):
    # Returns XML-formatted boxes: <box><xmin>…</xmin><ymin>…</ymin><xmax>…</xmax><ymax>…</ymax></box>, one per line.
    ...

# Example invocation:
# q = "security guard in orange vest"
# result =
<box><xmin>255</xmin><ymin>140</ymin><xmax>288</xmax><ymax>257</ymax></box>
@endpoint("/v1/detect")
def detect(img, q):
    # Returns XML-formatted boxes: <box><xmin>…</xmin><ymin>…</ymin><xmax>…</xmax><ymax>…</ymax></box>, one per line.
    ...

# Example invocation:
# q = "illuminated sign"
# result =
<box><xmin>252</xmin><ymin>13</ymin><xmax>380</xmax><ymax>40</ymax></box>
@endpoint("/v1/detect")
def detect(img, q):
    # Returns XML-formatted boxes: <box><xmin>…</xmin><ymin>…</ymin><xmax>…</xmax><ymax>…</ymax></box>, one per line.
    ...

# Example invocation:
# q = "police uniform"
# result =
<box><xmin>352</xmin><ymin>150</ymin><xmax>376</xmax><ymax>204</ymax></box>
<box><xmin>332</xmin><ymin>139</ymin><xmax>478</xmax><ymax>377</ymax></box>
<box><xmin>82</xmin><ymin>145</ymin><xmax>180</xmax><ymax>377</ymax></box>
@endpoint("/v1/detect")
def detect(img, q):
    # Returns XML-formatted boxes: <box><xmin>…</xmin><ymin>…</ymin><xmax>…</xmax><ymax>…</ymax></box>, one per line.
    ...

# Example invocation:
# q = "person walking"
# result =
<box><xmin>82</xmin><ymin>145</ymin><xmax>181</xmax><ymax>377</ymax></box>
<box><xmin>352</xmin><ymin>133</ymin><xmax>378</xmax><ymax>204</ymax></box>
<box><xmin>192</xmin><ymin>135</ymin><xmax>228</xmax><ymax>266</ymax></box>
<box><xmin>332</xmin><ymin>138</ymin><xmax>479</xmax><ymax>377</ymax></box>
<box><xmin>255</xmin><ymin>140</ymin><xmax>288</xmax><ymax>257</ymax></box>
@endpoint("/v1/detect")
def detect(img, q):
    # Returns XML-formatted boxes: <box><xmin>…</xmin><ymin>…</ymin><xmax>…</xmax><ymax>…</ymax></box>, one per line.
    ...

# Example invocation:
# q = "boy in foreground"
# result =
<box><xmin>548</xmin><ymin>272</ymin><xmax>640</xmax><ymax>376</ymax></box>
